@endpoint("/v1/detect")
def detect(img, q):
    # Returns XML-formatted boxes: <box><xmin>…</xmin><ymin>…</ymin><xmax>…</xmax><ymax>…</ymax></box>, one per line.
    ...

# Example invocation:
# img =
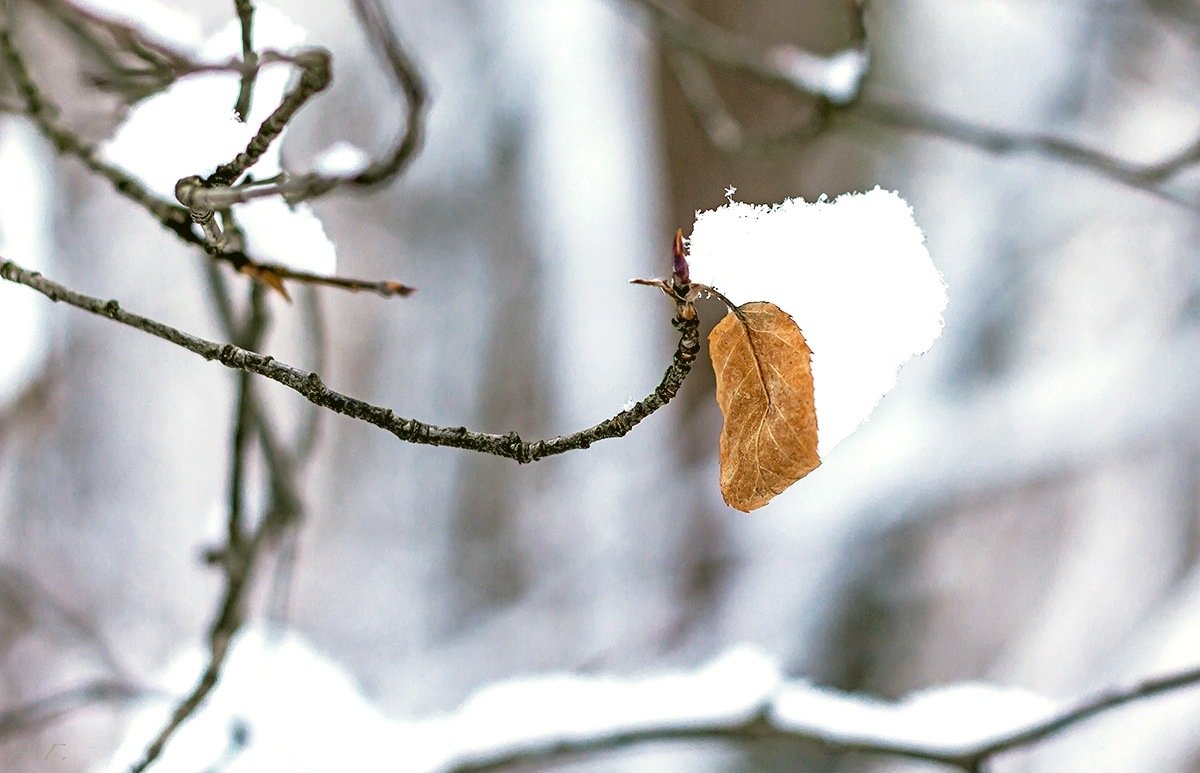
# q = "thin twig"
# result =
<box><xmin>232</xmin><ymin>0</ymin><xmax>258</xmax><ymax>121</ymax></box>
<box><xmin>0</xmin><ymin>16</ymin><xmax>186</xmax><ymax>226</ymax></box>
<box><xmin>128</xmin><ymin>536</ymin><xmax>258</xmax><ymax>772</ymax></box>
<box><xmin>847</xmin><ymin>100</ymin><xmax>1200</xmax><ymax>208</ymax></box>
<box><xmin>628</xmin><ymin>0</ymin><xmax>863</xmax><ymax>98</ymax></box>
<box><xmin>0</xmin><ymin>257</ymin><xmax>700</xmax><ymax>464</ymax></box>
<box><xmin>665</xmin><ymin>51</ymin><xmax>828</xmax><ymax>154</ymax></box>
<box><xmin>959</xmin><ymin>661</ymin><xmax>1200</xmax><ymax>765</ymax></box>
<box><xmin>28</xmin><ymin>0</ymin><xmax>193</xmax><ymax>102</ymax></box>
<box><xmin>225</xmin><ymin>283</ymin><xmax>269</xmax><ymax>551</ymax></box>
<box><xmin>129</xmin><ymin>284</ymin><xmax>274</xmax><ymax>773</ymax></box>
<box><xmin>340</xmin><ymin>0</ymin><xmax>426</xmax><ymax>188</ymax></box>
<box><xmin>0</xmin><ymin>680</ymin><xmax>147</xmax><ymax>740</ymax></box>
<box><xmin>189</xmin><ymin>0</ymin><xmax>429</xmax><ymax>205</ymax></box>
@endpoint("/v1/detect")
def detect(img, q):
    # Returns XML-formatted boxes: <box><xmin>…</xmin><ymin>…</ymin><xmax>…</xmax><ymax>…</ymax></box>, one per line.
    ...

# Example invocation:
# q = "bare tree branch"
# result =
<box><xmin>0</xmin><ymin>257</ymin><xmax>701</xmax><ymax>463</ymax></box>
<box><xmin>187</xmin><ymin>0</ymin><xmax>430</xmax><ymax>206</ymax></box>
<box><xmin>0</xmin><ymin>8</ymin><xmax>413</xmax><ymax>299</ymax></box>
<box><xmin>232</xmin><ymin>0</ymin><xmax>258</xmax><ymax>121</ymax></box>
<box><xmin>130</xmin><ymin>280</ymin><xmax>298</xmax><ymax>771</ymax></box>
<box><xmin>0</xmin><ymin>681</ymin><xmax>147</xmax><ymax>741</ymax></box>
<box><xmin>629</xmin><ymin>0</ymin><xmax>865</xmax><ymax>99</ymax></box>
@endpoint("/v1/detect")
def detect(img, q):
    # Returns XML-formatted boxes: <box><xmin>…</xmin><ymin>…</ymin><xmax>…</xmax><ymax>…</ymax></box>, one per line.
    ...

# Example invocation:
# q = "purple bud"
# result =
<box><xmin>672</xmin><ymin>228</ymin><xmax>690</xmax><ymax>286</ymax></box>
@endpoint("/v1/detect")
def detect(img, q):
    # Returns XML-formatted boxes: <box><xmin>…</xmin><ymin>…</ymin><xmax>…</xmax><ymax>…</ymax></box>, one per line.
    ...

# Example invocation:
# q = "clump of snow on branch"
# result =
<box><xmin>0</xmin><ymin>120</ymin><xmax>54</xmax><ymax>407</ymax></box>
<box><xmin>772</xmin><ymin>681</ymin><xmax>1058</xmax><ymax>753</ymax></box>
<box><xmin>768</xmin><ymin>45</ymin><xmax>868</xmax><ymax>105</ymax></box>
<box><xmin>100</xmin><ymin>4</ymin><xmax>337</xmax><ymax>275</ymax></box>
<box><xmin>311</xmin><ymin>140</ymin><xmax>370</xmax><ymax>177</ymax></box>
<box><xmin>687</xmin><ymin>188</ymin><xmax>948</xmax><ymax>457</ymax></box>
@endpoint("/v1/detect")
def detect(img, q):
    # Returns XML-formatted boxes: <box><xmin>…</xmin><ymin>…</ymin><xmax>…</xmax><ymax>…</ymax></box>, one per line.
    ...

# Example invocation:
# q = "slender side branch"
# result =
<box><xmin>341</xmin><ymin>0</ymin><xmax>426</xmax><ymax>188</ymax></box>
<box><xmin>0</xmin><ymin>680</ymin><xmax>147</xmax><ymax>740</ymax></box>
<box><xmin>629</xmin><ymin>0</ymin><xmax>864</xmax><ymax>98</ymax></box>
<box><xmin>206</xmin><ymin>47</ymin><xmax>331</xmax><ymax>188</ymax></box>
<box><xmin>959</xmin><ymin>661</ymin><xmax>1200</xmax><ymax>764</ymax></box>
<box><xmin>0</xmin><ymin>258</ymin><xmax>700</xmax><ymax>463</ymax></box>
<box><xmin>131</xmin><ymin>282</ymin><xmax>289</xmax><ymax>772</ymax></box>
<box><xmin>232</xmin><ymin>0</ymin><xmax>258</xmax><ymax>121</ymax></box>
<box><xmin>212</xmin><ymin>0</ymin><xmax>429</xmax><ymax>204</ymax></box>
<box><xmin>128</xmin><ymin>530</ymin><xmax>259</xmax><ymax>773</ymax></box>
<box><xmin>848</xmin><ymin>101</ymin><xmax>1200</xmax><ymax>208</ymax></box>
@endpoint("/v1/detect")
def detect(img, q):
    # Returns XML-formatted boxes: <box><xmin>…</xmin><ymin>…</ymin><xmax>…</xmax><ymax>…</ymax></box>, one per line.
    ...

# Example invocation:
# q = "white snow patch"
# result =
<box><xmin>772</xmin><ymin>681</ymin><xmax>1058</xmax><ymax>753</ymax></box>
<box><xmin>767</xmin><ymin>46</ymin><xmax>868</xmax><ymax>105</ymax></box>
<box><xmin>238</xmin><ymin>198</ymin><xmax>337</xmax><ymax>275</ymax></box>
<box><xmin>100</xmin><ymin>4</ymin><xmax>338</xmax><ymax>275</ymax></box>
<box><xmin>687</xmin><ymin>188</ymin><xmax>948</xmax><ymax>456</ymax></box>
<box><xmin>311</xmin><ymin>140</ymin><xmax>370</xmax><ymax>177</ymax></box>
<box><xmin>0</xmin><ymin>119</ymin><xmax>54</xmax><ymax>407</ymax></box>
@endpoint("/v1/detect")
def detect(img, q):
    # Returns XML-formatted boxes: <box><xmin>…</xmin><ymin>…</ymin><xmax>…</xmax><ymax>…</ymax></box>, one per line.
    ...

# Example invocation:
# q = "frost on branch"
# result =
<box><xmin>688</xmin><ymin>188</ymin><xmax>947</xmax><ymax>478</ymax></box>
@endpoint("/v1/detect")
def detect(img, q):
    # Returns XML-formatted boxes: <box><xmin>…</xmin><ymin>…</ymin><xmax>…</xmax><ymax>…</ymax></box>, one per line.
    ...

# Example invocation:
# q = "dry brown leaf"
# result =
<box><xmin>240</xmin><ymin>264</ymin><xmax>292</xmax><ymax>302</ymax></box>
<box><xmin>709</xmin><ymin>301</ymin><xmax>819</xmax><ymax>512</ymax></box>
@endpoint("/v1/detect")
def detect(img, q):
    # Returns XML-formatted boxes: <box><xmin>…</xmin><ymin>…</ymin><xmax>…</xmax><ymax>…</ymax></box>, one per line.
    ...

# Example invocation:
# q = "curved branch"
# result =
<box><xmin>959</xmin><ymin>661</ymin><xmax>1200</xmax><ymax>765</ymax></box>
<box><xmin>0</xmin><ymin>258</ymin><xmax>700</xmax><ymax>463</ymax></box>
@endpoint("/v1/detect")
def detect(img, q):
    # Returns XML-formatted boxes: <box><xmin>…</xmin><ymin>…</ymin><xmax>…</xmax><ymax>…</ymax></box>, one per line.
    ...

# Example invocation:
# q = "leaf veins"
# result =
<box><xmin>709</xmin><ymin>301</ymin><xmax>819</xmax><ymax>512</ymax></box>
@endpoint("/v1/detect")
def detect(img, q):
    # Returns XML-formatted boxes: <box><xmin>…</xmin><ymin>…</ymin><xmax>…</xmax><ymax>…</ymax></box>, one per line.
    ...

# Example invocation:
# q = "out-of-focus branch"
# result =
<box><xmin>450</xmin><ymin>661</ymin><xmax>1200</xmax><ymax>772</ymax></box>
<box><xmin>634</xmin><ymin>0</ymin><xmax>1200</xmax><ymax>209</ymax></box>
<box><xmin>960</xmin><ymin>661</ymin><xmax>1200</xmax><ymax>764</ymax></box>
<box><xmin>27</xmin><ymin>0</ymin><xmax>193</xmax><ymax>100</ymax></box>
<box><xmin>131</xmin><ymin>278</ymin><xmax>308</xmax><ymax>771</ymax></box>
<box><xmin>232</xmin><ymin>0</ymin><xmax>257</xmax><ymax>121</ymax></box>
<box><xmin>848</xmin><ymin>100</ymin><xmax>1200</xmax><ymax>208</ymax></box>
<box><xmin>665</xmin><ymin>50</ymin><xmax>830</xmax><ymax>154</ymax></box>
<box><xmin>0</xmin><ymin>681</ymin><xmax>147</xmax><ymax>740</ymax></box>
<box><xmin>337</xmin><ymin>0</ymin><xmax>427</xmax><ymax>189</ymax></box>
<box><xmin>0</xmin><ymin>257</ymin><xmax>701</xmax><ymax>463</ymax></box>
<box><xmin>630</xmin><ymin>0</ymin><xmax>866</xmax><ymax>102</ymax></box>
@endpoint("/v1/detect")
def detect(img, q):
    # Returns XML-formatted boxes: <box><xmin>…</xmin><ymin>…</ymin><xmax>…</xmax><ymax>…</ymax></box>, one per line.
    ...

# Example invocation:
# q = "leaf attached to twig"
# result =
<box><xmin>709</xmin><ymin>301</ymin><xmax>819</xmax><ymax>511</ymax></box>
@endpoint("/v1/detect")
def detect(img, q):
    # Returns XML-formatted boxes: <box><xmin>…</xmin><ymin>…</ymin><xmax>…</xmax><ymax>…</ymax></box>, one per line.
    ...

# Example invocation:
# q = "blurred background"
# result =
<box><xmin>2</xmin><ymin>0</ymin><xmax>1200</xmax><ymax>770</ymax></box>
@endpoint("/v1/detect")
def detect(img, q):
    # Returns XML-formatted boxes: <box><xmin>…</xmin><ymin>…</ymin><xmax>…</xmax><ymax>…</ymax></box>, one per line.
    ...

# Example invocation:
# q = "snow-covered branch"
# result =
<box><xmin>431</xmin><ymin>651</ymin><xmax>1200</xmax><ymax>772</ymax></box>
